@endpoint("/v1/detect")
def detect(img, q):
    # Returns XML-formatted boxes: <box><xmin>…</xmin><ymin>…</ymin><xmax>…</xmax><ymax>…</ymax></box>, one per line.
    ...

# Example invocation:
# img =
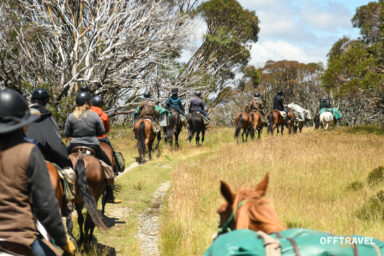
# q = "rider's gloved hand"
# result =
<box><xmin>61</xmin><ymin>235</ymin><xmax>76</xmax><ymax>255</ymax></box>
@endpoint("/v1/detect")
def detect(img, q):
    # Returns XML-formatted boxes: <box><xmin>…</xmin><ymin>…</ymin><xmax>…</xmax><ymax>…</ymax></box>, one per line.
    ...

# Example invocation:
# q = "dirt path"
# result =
<box><xmin>136</xmin><ymin>182</ymin><xmax>170</xmax><ymax>256</ymax></box>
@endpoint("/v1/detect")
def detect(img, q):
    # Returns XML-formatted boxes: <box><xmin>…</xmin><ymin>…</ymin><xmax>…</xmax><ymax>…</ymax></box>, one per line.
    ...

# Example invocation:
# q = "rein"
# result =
<box><xmin>218</xmin><ymin>200</ymin><xmax>246</xmax><ymax>234</ymax></box>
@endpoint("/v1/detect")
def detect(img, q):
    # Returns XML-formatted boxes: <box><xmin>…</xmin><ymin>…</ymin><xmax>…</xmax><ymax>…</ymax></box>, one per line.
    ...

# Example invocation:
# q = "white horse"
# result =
<box><xmin>319</xmin><ymin>111</ymin><xmax>334</xmax><ymax>130</ymax></box>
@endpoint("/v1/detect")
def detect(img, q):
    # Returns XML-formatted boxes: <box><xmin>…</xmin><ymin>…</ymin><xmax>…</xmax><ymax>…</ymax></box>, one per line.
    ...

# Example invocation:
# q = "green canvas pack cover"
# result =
<box><xmin>319</xmin><ymin>108</ymin><xmax>343</xmax><ymax>120</ymax></box>
<box><xmin>204</xmin><ymin>229</ymin><xmax>384</xmax><ymax>256</ymax></box>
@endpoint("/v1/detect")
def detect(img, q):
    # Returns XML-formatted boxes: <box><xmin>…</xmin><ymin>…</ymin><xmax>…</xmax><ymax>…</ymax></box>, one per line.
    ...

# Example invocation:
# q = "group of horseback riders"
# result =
<box><xmin>0</xmin><ymin>86</ymin><xmax>125</xmax><ymax>255</ymax></box>
<box><xmin>133</xmin><ymin>88</ymin><xmax>210</xmax><ymax>134</ymax></box>
<box><xmin>245</xmin><ymin>90</ymin><xmax>331</xmax><ymax>122</ymax></box>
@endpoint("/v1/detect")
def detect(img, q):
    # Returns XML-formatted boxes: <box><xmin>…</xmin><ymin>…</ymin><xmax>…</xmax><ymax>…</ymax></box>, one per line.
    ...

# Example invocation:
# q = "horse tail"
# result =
<box><xmin>74</xmin><ymin>156</ymin><xmax>107</xmax><ymax>230</ymax></box>
<box><xmin>268</xmin><ymin>111</ymin><xmax>274</xmax><ymax>132</ymax></box>
<box><xmin>250</xmin><ymin>113</ymin><xmax>255</xmax><ymax>139</ymax></box>
<box><xmin>138</xmin><ymin>121</ymin><xmax>146</xmax><ymax>156</ymax></box>
<box><xmin>234</xmin><ymin>114</ymin><xmax>243</xmax><ymax>138</ymax></box>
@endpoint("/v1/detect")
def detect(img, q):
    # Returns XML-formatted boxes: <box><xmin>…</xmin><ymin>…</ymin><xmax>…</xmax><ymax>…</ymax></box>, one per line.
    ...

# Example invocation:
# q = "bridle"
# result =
<box><xmin>217</xmin><ymin>200</ymin><xmax>247</xmax><ymax>234</ymax></box>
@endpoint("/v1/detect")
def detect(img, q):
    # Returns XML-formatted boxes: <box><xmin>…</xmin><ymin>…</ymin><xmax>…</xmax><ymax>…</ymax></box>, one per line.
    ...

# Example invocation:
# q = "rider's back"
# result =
<box><xmin>273</xmin><ymin>95</ymin><xmax>284</xmax><ymax>111</ymax></box>
<box><xmin>189</xmin><ymin>96</ymin><xmax>203</xmax><ymax>112</ymax></box>
<box><xmin>64</xmin><ymin>110</ymin><xmax>105</xmax><ymax>145</ymax></box>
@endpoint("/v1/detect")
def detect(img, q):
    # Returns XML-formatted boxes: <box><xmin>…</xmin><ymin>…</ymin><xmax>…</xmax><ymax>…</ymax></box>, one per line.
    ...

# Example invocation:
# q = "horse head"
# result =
<box><xmin>216</xmin><ymin>173</ymin><xmax>285</xmax><ymax>238</ymax></box>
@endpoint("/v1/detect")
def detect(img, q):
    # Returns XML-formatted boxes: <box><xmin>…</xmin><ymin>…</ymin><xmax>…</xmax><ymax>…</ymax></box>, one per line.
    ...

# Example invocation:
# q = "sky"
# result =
<box><xmin>236</xmin><ymin>0</ymin><xmax>372</xmax><ymax>67</ymax></box>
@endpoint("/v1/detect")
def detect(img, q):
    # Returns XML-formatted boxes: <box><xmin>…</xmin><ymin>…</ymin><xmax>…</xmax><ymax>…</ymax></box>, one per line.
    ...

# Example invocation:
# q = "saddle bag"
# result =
<box><xmin>114</xmin><ymin>152</ymin><xmax>125</xmax><ymax>172</ymax></box>
<box><xmin>100</xmin><ymin>160</ymin><xmax>115</xmax><ymax>185</ymax></box>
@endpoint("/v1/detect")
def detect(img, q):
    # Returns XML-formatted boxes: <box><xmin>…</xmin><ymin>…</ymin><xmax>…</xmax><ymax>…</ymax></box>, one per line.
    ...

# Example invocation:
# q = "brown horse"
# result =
<box><xmin>69</xmin><ymin>152</ymin><xmax>107</xmax><ymax>244</ymax></box>
<box><xmin>46</xmin><ymin>162</ymin><xmax>73</xmax><ymax>235</ymax></box>
<box><xmin>216</xmin><ymin>173</ymin><xmax>285</xmax><ymax>236</ymax></box>
<box><xmin>165</xmin><ymin>109</ymin><xmax>183</xmax><ymax>148</ymax></box>
<box><xmin>249</xmin><ymin>111</ymin><xmax>264</xmax><ymax>140</ymax></box>
<box><xmin>266</xmin><ymin>109</ymin><xmax>295</xmax><ymax>135</ymax></box>
<box><xmin>234</xmin><ymin>112</ymin><xmax>252</xmax><ymax>143</ymax></box>
<box><xmin>134</xmin><ymin>119</ymin><xmax>159</xmax><ymax>163</ymax></box>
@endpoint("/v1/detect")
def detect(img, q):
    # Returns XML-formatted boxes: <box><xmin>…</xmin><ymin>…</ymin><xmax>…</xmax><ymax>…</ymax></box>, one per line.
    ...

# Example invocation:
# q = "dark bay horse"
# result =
<box><xmin>234</xmin><ymin>112</ymin><xmax>252</xmax><ymax>143</ymax></box>
<box><xmin>166</xmin><ymin>109</ymin><xmax>183</xmax><ymax>148</ymax></box>
<box><xmin>249</xmin><ymin>111</ymin><xmax>264</xmax><ymax>140</ymax></box>
<box><xmin>187</xmin><ymin>111</ymin><xmax>205</xmax><ymax>145</ymax></box>
<box><xmin>266</xmin><ymin>109</ymin><xmax>295</xmax><ymax>135</ymax></box>
<box><xmin>134</xmin><ymin>119</ymin><xmax>159</xmax><ymax>163</ymax></box>
<box><xmin>69</xmin><ymin>152</ymin><xmax>107</xmax><ymax>244</ymax></box>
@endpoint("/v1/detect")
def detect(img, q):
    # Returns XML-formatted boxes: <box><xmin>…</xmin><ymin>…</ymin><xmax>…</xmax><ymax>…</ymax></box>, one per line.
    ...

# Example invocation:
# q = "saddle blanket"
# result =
<box><xmin>144</xmin><ymin>118</ymin><xmax>160</xmax><ymax>133</ymax></box>
<box><xmin>279</xmin><ymin>111</ymin><xmax>287</xmax><ymax>118</ymax></box>
<box><xmin>319</xmin><ymin>108</ymin><xmax>343</xmax><ymax>120</ymax></box>
<box><xmin>204</xmin><ymin>229</ymin><xmax>384</xmax><ymax>256</ymax></box>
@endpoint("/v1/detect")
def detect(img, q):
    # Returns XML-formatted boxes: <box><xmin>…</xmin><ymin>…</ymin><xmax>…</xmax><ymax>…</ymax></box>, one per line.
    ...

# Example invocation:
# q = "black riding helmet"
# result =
<box><xmin>144</xmin><ymin>92</ymin><xmax>151</xmax><ymax>98</ymax></box>
<box><xmin>0</xmin><ymin>89</ymin><xmax>39</xmax><ymax>134</ymax></box>
<box><xmin>277</xmin><ymin>90</ymin><xmax>283</xmax><ymax>96</ymax></box>
<box><xmin>75</xmin><ymin>90</ymin><xmax>92</xmax><ymax>106</ymax></box>
<box><xmin>254</xmin><ymin>93</ymin><xmax>260</xmax><ymax>97</ymax></box>
<box><xmin>195</xmin><ymin>91</ymin><xmax>201</xmax><ymax>97</ymax></box>
<box><xmin>92</xmin><ymin>95</ymin><xmax>103</xmax><ymax>107</ymax></box>
<box><xmin>171</xmin><ymin>88</ymin><xmax>178</xmax><ymax>96</ymax></box>
<box><xmin>31</xmin><ymin>88</ymin><xmax>49</xmax><ymax>105</ymax></box>
<box><xmin>322</xmin><ymin>96</ymin><xmax>327</xmax><ymax>101</ymax></box>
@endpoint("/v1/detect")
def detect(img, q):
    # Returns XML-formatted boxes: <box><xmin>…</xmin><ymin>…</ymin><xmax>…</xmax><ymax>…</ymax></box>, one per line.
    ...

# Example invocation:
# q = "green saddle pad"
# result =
<box><xmin>319</xmin><ymin>108</ymin><xmax>343</xmax><ymax>120</ymax></box>
<box><xmin>204</xmin><ymin>229</ymin><xmax>384</xmax><ymax>256</ymax></box>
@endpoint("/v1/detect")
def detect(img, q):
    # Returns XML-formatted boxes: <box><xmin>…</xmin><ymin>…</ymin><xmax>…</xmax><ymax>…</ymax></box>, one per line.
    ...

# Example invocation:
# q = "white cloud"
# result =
<box><xmin>249</xmin><ymin>41</ymin><xmax>326</xmax><ymax>68</ymax></box>
<box><xmin>299</xmin><ymin>0</ymin><xmax>351</xmax><ymax>31</ymax></box>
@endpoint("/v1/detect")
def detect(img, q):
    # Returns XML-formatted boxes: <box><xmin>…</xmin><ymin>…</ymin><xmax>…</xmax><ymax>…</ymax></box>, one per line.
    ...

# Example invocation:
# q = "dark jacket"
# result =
<box><xmin>25</xmin><ymin>104</ymin><xmax>72</xmax><ymax>168</ymax></box>
<box><xmin>189</xmin><ymin>96</ymin><xmax>204</xmax><ymax>113</ymax></box>
<box><xmin>166</xmin><ymin>96</ymin><xmax>183</xmax><ymax>111</ymax></box>
<box><xmin>0</xmin><ymin>134</ymin><xmax>67</xmax><ymax>248</ymax></box>
<box><xmin>273</xmin><ymin>95</ymin><xmax>284</xmax><ymax>111</ymax></box>
<box><xmin>320</xmin><ymin>100</ymin><xmax>331</xmax><ymax>109</ymax></box>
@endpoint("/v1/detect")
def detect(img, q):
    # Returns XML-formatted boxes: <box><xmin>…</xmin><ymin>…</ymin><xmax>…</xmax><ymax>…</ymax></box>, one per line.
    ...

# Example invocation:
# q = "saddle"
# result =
<box><xmin>0</xmin><ymin>240</ymin><xmax>31</xmax><ymax>255</ymax></box>
<box><xmin>71</xmin><ymin>146</ymin><xmax>95</xmax><ymax>155</ymax></box>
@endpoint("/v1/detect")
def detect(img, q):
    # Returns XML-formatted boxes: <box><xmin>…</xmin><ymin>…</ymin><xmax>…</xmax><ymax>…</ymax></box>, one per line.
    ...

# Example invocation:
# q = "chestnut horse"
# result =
<box><xmin>266</xmin><ymin>109</ymin><xmax>295</xmax><ymax>135</ymax></box>
<box><xmin>216</xmin><ymin>173</ymin><xmax>285</xmax><ymax>237</ymax></box>
<box><xmin>46</xmin><ymin>162</ymin><xmax>73</xmax><ymax>234</ymax></box>
<box><xmin>69</xmin><ymin>152</ymin><xmax>107</xmax><ymax>244</ymax></box>
<box><xmin>249</xmin><ymin>111</ymin><xmax>264</xmax><ymax>140</ymax></box>
<box><xmin>212</xmin><ymin>174</ymin><xmax>384</xmax><ymax>255</ymax></box>
<box><xmin>234</xmin><ymin>112</ymin><xmax>252</xmax><ymax>143</ymax></box>
<box><xmin>134</xmin><ymin>119</ymin><xmax>159</xmax><ymax>163</ymax></box>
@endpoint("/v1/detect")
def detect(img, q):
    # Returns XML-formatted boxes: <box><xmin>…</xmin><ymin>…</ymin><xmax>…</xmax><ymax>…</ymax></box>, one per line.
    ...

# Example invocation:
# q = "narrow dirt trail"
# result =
<box><xmin>136</xmin><ymin>182</ymin><xmax>170</xmax><ymax>256</ymax></box>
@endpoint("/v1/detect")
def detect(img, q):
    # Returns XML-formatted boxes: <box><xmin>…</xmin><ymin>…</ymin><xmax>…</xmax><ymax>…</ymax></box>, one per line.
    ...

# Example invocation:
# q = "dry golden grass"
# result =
<box><xmin>160</xmin><ymin>126</ymin><xmax>384</xmax><ymax>255</ymax></box>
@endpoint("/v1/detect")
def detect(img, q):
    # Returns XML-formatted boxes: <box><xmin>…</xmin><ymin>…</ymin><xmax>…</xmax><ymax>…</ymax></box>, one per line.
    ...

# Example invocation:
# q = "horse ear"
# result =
<box><xmin>220</xmin><ymin>180</ymin><xmax>234</xmax><ymax>204</ymax></box>
<box><xmin>254</xmin><ymin>173</ymin><xmax>269</xmax><ymax>196</ymax></box>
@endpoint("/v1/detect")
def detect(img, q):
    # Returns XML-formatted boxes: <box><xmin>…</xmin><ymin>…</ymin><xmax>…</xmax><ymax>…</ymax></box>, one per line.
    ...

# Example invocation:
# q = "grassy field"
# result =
<box><xmin>77</xmin><ymin>125</ymin><xmax>384</xmax><ymax>255</ymax></box>
<box><xmin>160</xmin><ymin>126</ymin><xmax>384</xmax><ymax>255</ymax></box>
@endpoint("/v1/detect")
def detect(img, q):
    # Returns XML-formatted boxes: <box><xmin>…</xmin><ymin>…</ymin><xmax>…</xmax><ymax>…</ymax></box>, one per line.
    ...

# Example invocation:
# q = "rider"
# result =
<box><xmin>273</xmin><ymin>90</ymin><xmax>287</xmax><ymax>118</ymax></box>
<box><xmin>64</xmin><ymin>87</ymin><xmax>112</xmax><ymax>168</ymax></box>
<box><xmin>89</xmin><ymin>95</ymin><xmax>122</xmax><ymax>204</ymax></box>
<box><xmin>137</xmin><ymin>91</ymin><xmax>160</xmax><ymax>133</ymax></box>
<box><xmin>0</xmin><ymin>88</ymin><xmax>75</xmax><ymax>256</ymax></box>
<box><xmin>319</xmin><ymin>96</ymin><xmax>331</xmax><ymax>109</ymax></box>
<box><xmin>189</xmin><ymin>91</ymin><xmax>210</xmax><ymax>127</ymax></box>
<box><xmin>166</xmin><ymin>88</ymin><xmax>186</xmax><ymax>122</ymax></box>
<box><xmin>249</xmin><ymin>92</ymin><xmax>265</xmax><ymax>122</ymax></box>
<box><xmin>25</xmin><ymin>88</ymin><xmax>75</xmax><ymax>181</ymax></box>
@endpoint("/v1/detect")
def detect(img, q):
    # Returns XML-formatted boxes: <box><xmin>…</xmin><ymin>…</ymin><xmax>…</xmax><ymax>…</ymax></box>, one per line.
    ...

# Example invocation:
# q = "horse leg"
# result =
<box><xmin>188</xmin><ymin>127</ymin><xmax>195</xmax><ymax>143</ymax></box>
<box><xmin>155</xmin><ymin>132</ymin><xmax>161</xmax><ymax>150</ymax></box>
<box><xmin>76</xmin><ymin>205</ymin><xmax>84</xmax><ymax>244</ymax></box>
<box><xmin>196</xmin><ymin>130</ymin><xmax>200</xmax><ymax>145</ymax></box>
<box><xmin>101</xmin><ymin>190</ymin><xmax>107</xmax><ymax>216</ymax></box>
<box><xmin>257</xmin><ymin>128</ymin><xmax>261</xmax><ymax>140</ymax></box>
<box><xmin>175</xmin><ymin>132</ymin><xmax>179</xmax><ymax>147</ymax></box>
<box><xmin>281</xmin><ymin>125</ymin><xmax>284</xmax><ymax>135</ymax></box>
<box><xmin>84</xmin><ymin>213</ymin><xmax>92</xmax><ymax>243</ymax></box>
<box><xmin>202</xmin><ymin>128</ymin><xmax>205</xmax><ymax>143</ymax></box>
<box><xmin>148</xmin><ymin>139</ymin><xmax>153</xmax><ymax>160</ymax></box>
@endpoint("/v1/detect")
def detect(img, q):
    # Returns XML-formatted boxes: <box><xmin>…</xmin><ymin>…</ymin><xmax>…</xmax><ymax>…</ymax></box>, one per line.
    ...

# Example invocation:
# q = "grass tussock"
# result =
<box><xmin>160</xmin><ymin>127</ymin><xmax>384</xmax><ymax>255</ymax></box>
<box><xmin>367</xmin><ymin>166</ymin><xmax>384</xmax><ymax>186</ymax></box>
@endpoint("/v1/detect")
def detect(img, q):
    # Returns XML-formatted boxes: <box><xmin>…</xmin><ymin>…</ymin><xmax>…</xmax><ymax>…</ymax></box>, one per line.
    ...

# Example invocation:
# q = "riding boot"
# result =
<box><xmin>106</xmin><ymin>185</ymin><xmax>121</xmax><ymax>204</ymax></box>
